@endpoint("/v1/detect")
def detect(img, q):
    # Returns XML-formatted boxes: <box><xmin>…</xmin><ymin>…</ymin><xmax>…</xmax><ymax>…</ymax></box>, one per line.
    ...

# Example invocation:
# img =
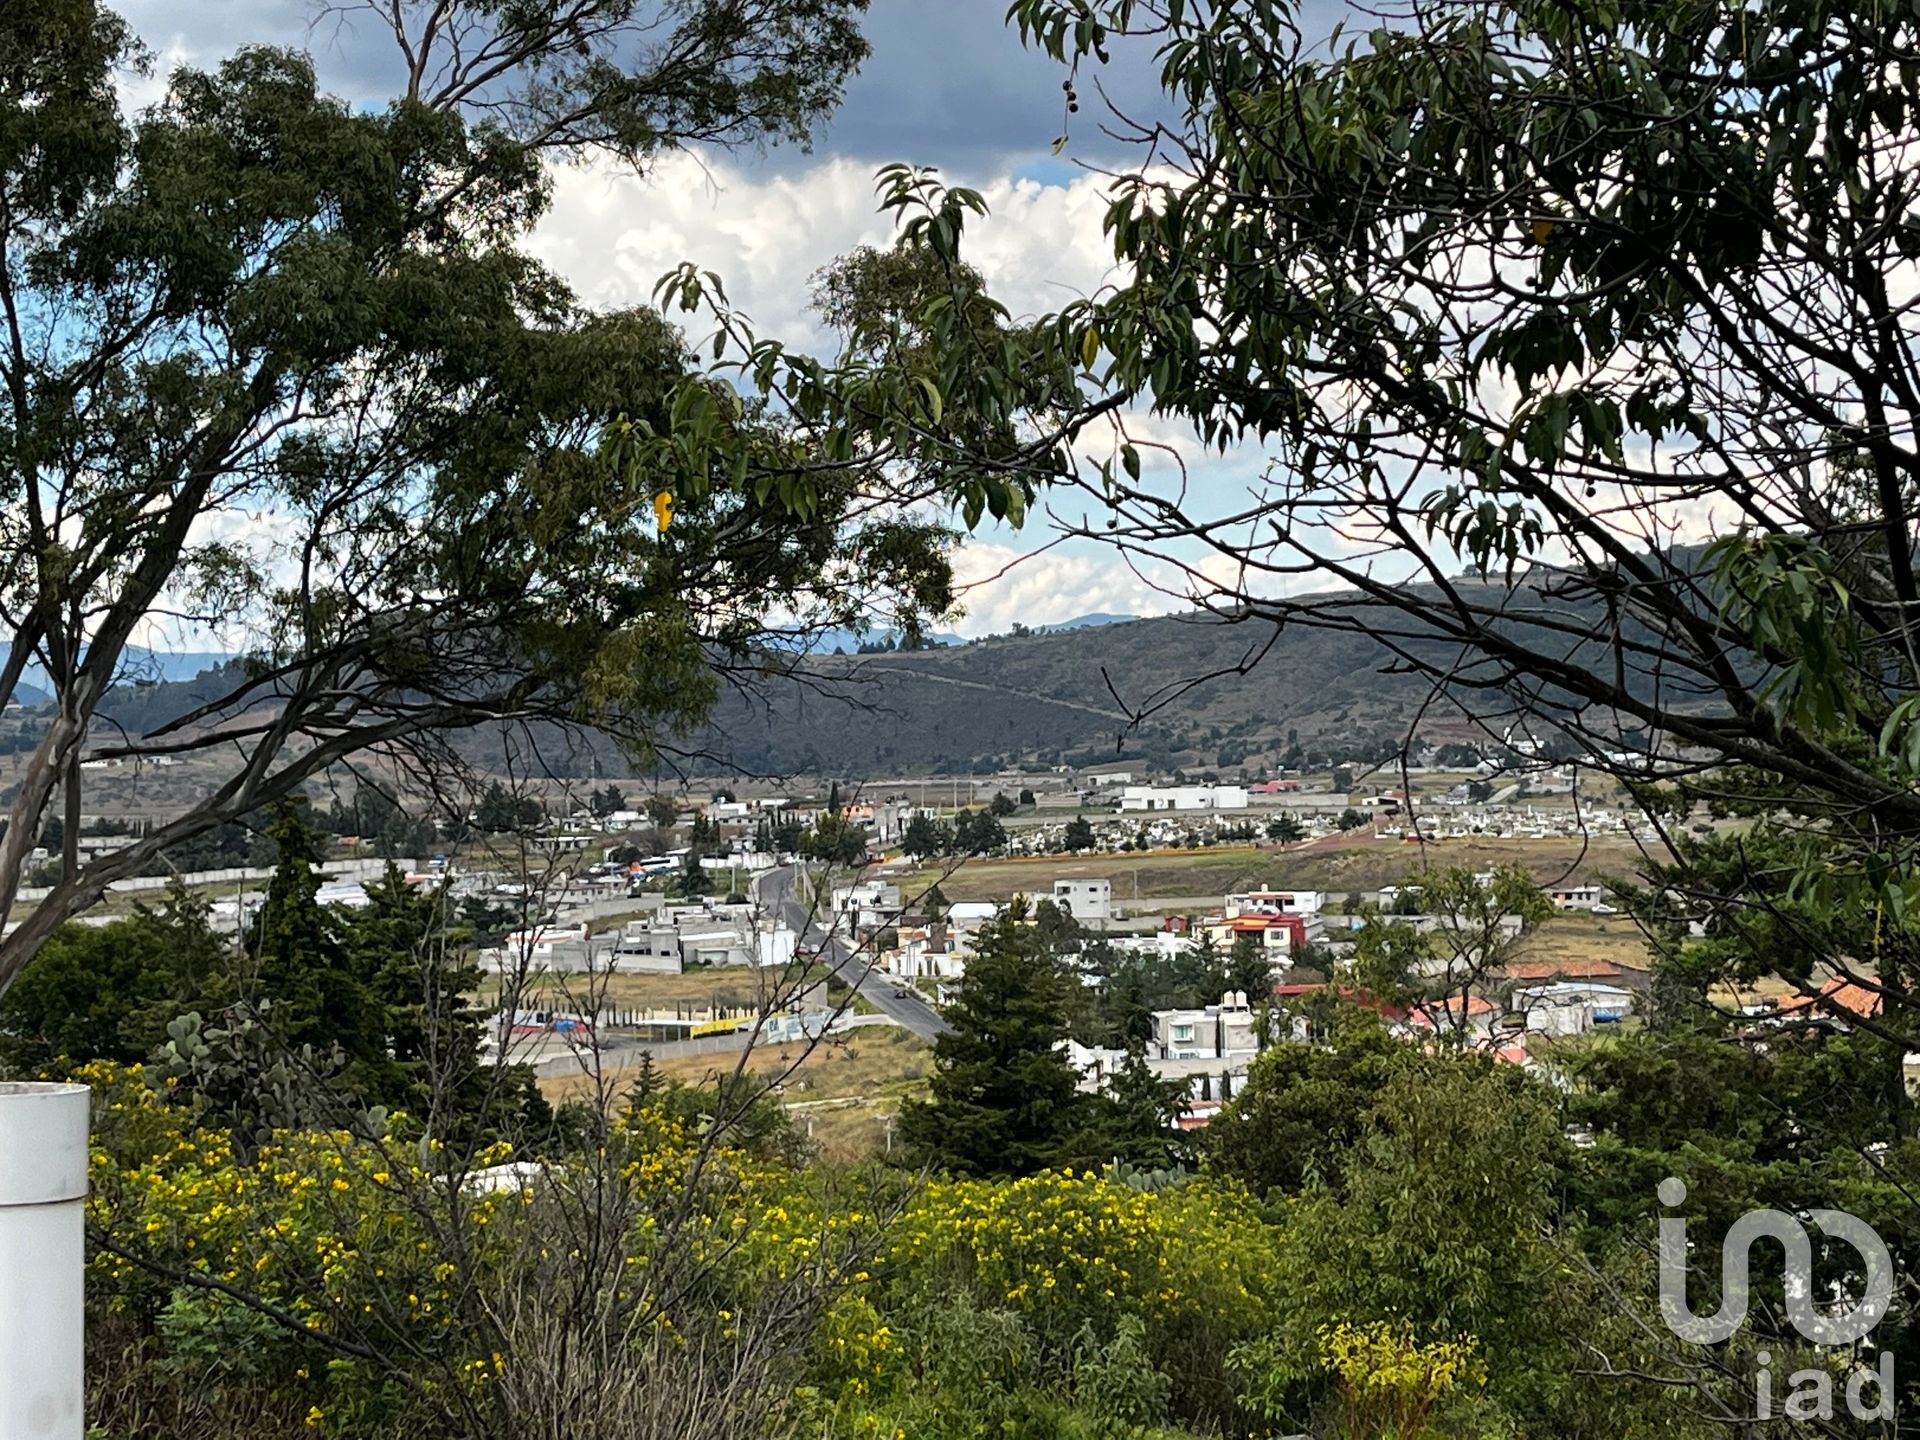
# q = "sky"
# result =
<box><xmin>119</xmin><ymin>0</ymin><xmax>1350</xmax><ymax>640</ymax></box>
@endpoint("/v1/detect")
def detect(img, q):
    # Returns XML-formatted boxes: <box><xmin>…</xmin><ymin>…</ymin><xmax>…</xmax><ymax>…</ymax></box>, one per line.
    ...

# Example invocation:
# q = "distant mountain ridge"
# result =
<box><xmin>1035</xmin><ymin>612</ymin><xmax>1137</xmax><ymax>634</ymax></box>
<box><xmin>785</xmin><ymin>611</ymin><xmax>1138</xmax><ymax>655</ymax></box>
<box><xmin>8</xmin><ymin>646</ymin><xmax>236</xmax><ymax>695</ymax></box>
<box><xmin>23</xmin><ymin>579</ymin><xmax>1705</xmax><ymax>780</ymax></box>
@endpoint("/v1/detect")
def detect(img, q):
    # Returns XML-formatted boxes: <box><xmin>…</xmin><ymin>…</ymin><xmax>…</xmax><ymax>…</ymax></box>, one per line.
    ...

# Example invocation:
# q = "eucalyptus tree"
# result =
<box><xmin>0</xmin><ymin>0</ymin><xmax>964</xmax><ymax>991</ymax></box>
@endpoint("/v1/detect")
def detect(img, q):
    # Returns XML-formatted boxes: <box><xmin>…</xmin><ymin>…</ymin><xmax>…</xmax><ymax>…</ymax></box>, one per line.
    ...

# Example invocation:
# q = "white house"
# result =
<box><xmin>884</xmin><ymin>926</ymin><xmax>965</xmax><ymax>981</ymax></box>
<box><xmin>1050</xmin><ymin>878</ymin><xmax>1113</xmax><ymax>923</ymax></box>
<box><xmin>1225</xmin><ymin>888</ymin><xmax>1323</xmax><ymax>919</ymax></box>
<box><xmin>610</xmin><ymin>924</ymin><xmax>684</xmax><ymax>974</ymax></box>
<box><xmin>1151</xmin><ymin>992</ymin><xmax>1260</xmax><ymax>1060</ymax></box>
<box><xmin>1513</xmin><ymin>982</ymin><xmax>1634</xmax><ymax>1036</ymax></box>
<box><xmin>830</xmin><ymin>881</ymin><xmax>902</xmax><ymax>930</ymax></box>
<box><xmin>1117</xmin><ymin>784</ymin><xmax>1250</xmax><ymax>812</ymax></box>
<box><xmin>1547</xmin><ymin>882</ymin><xmax>1608</xmax><ymax>912</ymax></box>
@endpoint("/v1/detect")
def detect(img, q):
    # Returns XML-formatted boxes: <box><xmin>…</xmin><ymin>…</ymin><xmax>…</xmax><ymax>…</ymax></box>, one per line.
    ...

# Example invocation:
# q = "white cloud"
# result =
<box><xmin>530</xmin><ymin>152</ymin><xmax>1180</xmax><ymax>631</ymax></box>
<box><xmin>947</xmin><ymin>539</ymin><xmax>1175</xmax><ymax>635</ymax></box>
<box><xmin>530</xmin><ymin>153</ymin><xmax>1127</xmax><ymax>350</ymax></box>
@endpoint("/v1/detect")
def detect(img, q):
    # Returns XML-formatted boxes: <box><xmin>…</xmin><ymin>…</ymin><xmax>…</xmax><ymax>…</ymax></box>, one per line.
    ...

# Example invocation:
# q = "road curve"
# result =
<box><xmin>754</xmin><ymin>865</ymin><xmax>950</xmax><ymax>1040</ymax></box>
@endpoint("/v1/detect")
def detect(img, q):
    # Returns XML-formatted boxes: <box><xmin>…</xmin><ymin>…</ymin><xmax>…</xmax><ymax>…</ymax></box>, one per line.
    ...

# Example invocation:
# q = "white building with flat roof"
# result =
<box><xmin>1050</xmin><ymin>878</ymin><xmax>1113</xmax><ymax>923</ymax></box>
<box><xmin>1117</xmin><ymin>784</ymin><xmax>1250</xmax><ymax>812</ymax></box>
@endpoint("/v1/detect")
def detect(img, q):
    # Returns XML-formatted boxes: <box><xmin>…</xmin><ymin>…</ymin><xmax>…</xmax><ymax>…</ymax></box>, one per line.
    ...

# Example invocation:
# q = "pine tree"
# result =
<box><xmin>1226</xmin><ymin>933</ymin><xmax>1273</xmax><ymax>999</ymax></box>
<box><xmin>340</xmin><ymin>866</ymin><xmax>548</xmax><ymax>1140</ymax></box>
<box><xmin>1086</xmin><ymin>1044</ymin><xmax>1189</xmax><ymax>1170</ymax></box>
<box><xmin>673</xmin><ymin>850</ymin><xmax>714</xmax><ymax>898</ymax></box>
<box><xmin>251</xmin><ymin>800</ymin><xmax>395</xmax><ymax>1100</ymax></box>
<box><xmin>897</xmin><ymin>898</ymin><xmax>1094</xmax><ymax>1177</ymax></box>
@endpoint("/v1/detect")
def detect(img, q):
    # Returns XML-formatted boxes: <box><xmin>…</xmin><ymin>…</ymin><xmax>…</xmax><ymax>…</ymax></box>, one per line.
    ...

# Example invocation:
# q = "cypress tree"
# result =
<box><xmin>897</xmin><ymin>897</ymin><xmax>1093</xmax><ymax>1177</ymax></box>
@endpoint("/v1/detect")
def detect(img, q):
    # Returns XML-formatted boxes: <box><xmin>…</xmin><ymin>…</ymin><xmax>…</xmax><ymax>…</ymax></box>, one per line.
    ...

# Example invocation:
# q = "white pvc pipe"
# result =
<box><xmin>0</xmin><ymin>1082</ymin><xmax>89</xmax><ymax>1440</ymax></box>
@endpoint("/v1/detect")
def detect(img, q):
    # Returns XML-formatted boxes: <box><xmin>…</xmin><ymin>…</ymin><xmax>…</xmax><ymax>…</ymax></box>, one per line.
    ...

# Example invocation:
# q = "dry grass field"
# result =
<box><xmin>539</xmin><ymin>1026</ymin><xmax>932</xmax><ymax>1161</ymax></box>
<box><xmin>896</xmin><ymin>832</ymin><xmax>1652</xmax><ymax>906</ymax></box>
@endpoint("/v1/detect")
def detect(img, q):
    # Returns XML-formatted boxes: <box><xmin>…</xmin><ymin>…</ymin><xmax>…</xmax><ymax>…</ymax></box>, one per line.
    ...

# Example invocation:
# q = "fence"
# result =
<box><xmin>13</xmin><ymin>857</ymin><xmax>419</xmax><ymax>905</ymax></box>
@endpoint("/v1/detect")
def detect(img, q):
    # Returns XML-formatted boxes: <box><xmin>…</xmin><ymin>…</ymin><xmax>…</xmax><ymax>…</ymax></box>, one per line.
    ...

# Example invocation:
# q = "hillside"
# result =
<box><xmin>696</xmin><ymin>608</ymin><xmax>1473</xmax><ymax>776</ymax></box>
<box><xmin>31</xmin><ymin>570</ymin><xmax>1710</xmax><ymax>781</ymax></box>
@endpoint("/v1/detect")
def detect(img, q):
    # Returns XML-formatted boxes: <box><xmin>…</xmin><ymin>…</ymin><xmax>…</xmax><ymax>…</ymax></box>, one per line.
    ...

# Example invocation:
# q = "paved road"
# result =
<box><xmin>755</xmin><ymin>865</ymin><xmax>950</xmax><ymax>1040</ymax></box>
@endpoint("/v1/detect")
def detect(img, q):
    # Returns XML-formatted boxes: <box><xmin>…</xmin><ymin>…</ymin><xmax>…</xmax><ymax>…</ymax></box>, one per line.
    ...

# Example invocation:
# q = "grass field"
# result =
<box><xmin>1511</xmin><ymin>912</ymin><xmax>1655</xmax><ymax>971</ymax></box>
<box><xmin>539</xmin><ymin>1026</ymin><xmax>932</xmax><ymax>1161</ymax></box>
<box><xmin>897</xmin><ymin>832</ymin><xmax>1651</xmax><ymax>906</ymax></box>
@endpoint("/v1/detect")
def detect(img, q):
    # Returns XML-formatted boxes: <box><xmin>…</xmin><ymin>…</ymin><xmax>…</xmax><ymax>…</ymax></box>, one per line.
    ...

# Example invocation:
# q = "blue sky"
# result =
<box><xmin>122</xmin><ymin>0</ymin><xmax>1352</xmax><ymax>638</ymax></box>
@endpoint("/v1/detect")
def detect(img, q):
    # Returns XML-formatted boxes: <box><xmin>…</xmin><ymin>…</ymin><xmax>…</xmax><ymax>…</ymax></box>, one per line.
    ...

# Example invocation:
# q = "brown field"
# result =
<box><xmin>539</xmin><ymin>1026</ymin><xmax>932</xmax><ymax>1162</ymax></box>
<box><xmin>897</xmin><ymin>832</ymin><xmax>1651</xmax><ymax>906</ymax></box>
<box><xmin>1510</xmin><ymin>912</ymin><xmax>1656</xmax><ymax>971</ymax></box>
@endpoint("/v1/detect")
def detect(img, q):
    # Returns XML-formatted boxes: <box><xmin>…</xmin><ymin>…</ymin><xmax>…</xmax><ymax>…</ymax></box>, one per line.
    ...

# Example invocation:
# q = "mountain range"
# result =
<box><xmin>12</xmin><ymin>581</ymin><xmax>1698</xmax><ymax>780</ymax></box>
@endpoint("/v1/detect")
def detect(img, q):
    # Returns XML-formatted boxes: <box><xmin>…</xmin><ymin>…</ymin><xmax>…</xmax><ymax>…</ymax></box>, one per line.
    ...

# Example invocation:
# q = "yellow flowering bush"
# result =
<box><xmin>1319</xmin><ymin>1321</ymin><xmax>1485</xmax><ymax>1440</ymax></box>
<box><xmin>883</xmin><ymin>1168</ymin><xmax>1279</xmax><ymax>1343</ymax></box>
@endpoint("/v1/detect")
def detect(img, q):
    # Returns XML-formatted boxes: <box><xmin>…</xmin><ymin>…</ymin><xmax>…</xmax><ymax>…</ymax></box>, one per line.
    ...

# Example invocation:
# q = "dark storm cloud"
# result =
<box><xmin>116</xmin><ymin>0</ymin><xmax>1353</xmax><ymax>174</ymax></box>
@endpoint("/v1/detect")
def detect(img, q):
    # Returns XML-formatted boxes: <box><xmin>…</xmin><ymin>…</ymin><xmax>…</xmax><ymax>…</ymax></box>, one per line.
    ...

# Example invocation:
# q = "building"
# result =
<box><xmin>830</xmin><ymin>881</ymin><xmax>902</xmax><ymax>931</ymax></box>
<box><xmin>609</xmin><ymin>923</ymin><xmax>685</xmax><ymax>974</ymax></box>
<box><xmin>883</xmin><ymin>925</ymin><xmax>965</xmax><ymax>981</ymax></box>
<box><xmin>1547</xmin><ymin>882</ymin><xmax>1608</xmax><ymax>912</ymax></box>
<box><xmin>1512</xmin><ymin>981</ymin><xmax>1635</xmax><ymax>1037</ymax></box>
<box><xmin>1151</xmin><ymin>992</ymin><xmax>1260</xmax><ymax>1060</ymax></box>
<box><xmin>1050</xmin><ymin>877</ymin><xmax>1113</xmax><ymax>923</ymax></box>
<box><xmin>1225</xmin><ymin>888</ymin><xmax>1323</xmax><ymax>919</ymax></box>
<box><xmin>1117</xmin><ymin>784</ymin><xmax>1250</xmax><ymax>812</ymax></box>
<box><xmin>1212</xmin><ymin>911</ymin><xmax>1305</xmax><ymax>955</ymax></box>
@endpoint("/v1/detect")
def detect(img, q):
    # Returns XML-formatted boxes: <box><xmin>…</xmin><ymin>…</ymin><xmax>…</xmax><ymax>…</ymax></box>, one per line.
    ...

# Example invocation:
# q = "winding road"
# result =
<box><xmin>754</xmin><ymin>865</ymin><xmax>950</xmax><ymax>1040</ymax></box>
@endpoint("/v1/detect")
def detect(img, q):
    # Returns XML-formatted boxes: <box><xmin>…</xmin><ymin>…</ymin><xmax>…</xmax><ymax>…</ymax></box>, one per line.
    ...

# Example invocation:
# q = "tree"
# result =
<box><xmin>897</xmin><ymin>899</ymin><xmax>1095</xmax><ymax>1177</ymax></box>
<box><xmin>952</xmin><ymin>808</ymin><xmax>1006</xmax><ymax>855</ymax></box>
<box><xmin>672</xmin><ymin>850</ymin><xmax>714</xmax><ymax>899</ymax></box>
<box><xmin>1264</xmin><ymin>814</ymin><xmax>1304</xmax><ymax>844</ymax></box>
<box><xmin>1349</xmin><ymin>866</ymin><xmax>1550</xmax><ymax>1029</ymax></box>
<box><xmin>1206</xmin><ymin>1001</ymin><xmax>1405</xmax><ymax>1197</ymax></box>
<box><xmin>589</xmin><ymin>785</ymin><xmax>627</xmax><ymax>818</ymax></box>
<box><xmin>902</xmin><ymin>812</ymin><xmax>952</xmax><ymax>860</ymax></box>
<box><xmin>989</xmin><ymin>791</ymin><xmax>1017</xmax><ymax>817</ymax></box>
<box><xmin>1335</xmin><ymin>808</ymin><xmax>1370</xmax><ymax>832</ymax></box>
<box><xmin>800</xmin><ymin>813</ymin><xmax>868</xmax><ymax>867</ymax></box>
<box><xmin>1224</xmin><ymin>934</ymin><xmax>1271</xmax><ymax>1000</ymax></box>
<box><xmin>339</xmin><ymin>866</ymin><xmax>547</xmax><ymax>1141</ymax></box>
<box><xmin>0</xmin><ymin>882</ymin><xmax>232</xmax><ymax>1072</ymax></box>
<box><xmin>1062</xmin><ymin>815</ymin><xmax>1096</xmax><ymax>852</ymax></box>
<box><xmin>645</xmin><ymin>795</ymin><xmax>680</xmax><ymax>831</ymax></box>
<box><xmin>1083</xmin><ymin>1045</ymin><xmax>1189</xmax><ymax>1171</ymax></box>
<box><xmin>0</xmin><ymin>0</ymin><xmax>955</xmax><ymax>996</ymax></box>
<box><xmin>922</xmin><ymin>882</ymin><xmax>949</xmax><ymax>923</ymax></box>
<box><xmin>250</xmin><ymin>800</ymin><xmax>395</xmax><ymax>1101</ymax></box>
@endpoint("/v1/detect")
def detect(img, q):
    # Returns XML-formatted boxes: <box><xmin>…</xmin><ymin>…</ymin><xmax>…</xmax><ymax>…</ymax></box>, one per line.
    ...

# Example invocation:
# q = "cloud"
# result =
<box><xmin>528</xmin><ymin>152</ymin><xmax>1128</xmax><ymax>348</ymax></box>
<box><xmin>946</xmin><ymin>539</ymin><xmax>1175</xmax><ymax>635</ymax></box>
